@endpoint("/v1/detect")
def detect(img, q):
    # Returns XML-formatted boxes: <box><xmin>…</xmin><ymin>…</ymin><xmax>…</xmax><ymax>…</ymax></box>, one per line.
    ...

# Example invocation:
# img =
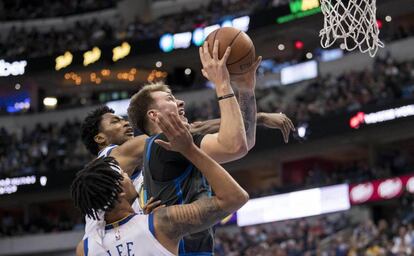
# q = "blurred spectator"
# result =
<box><xmin>0</xmin><ymin>119</ymin><xmax>91</xmax><ymax>177</ymax></box>
<box><xmin>2</xmin><ymin>0</ymin><xmax>118</xmax><ymax>21</ymax></box>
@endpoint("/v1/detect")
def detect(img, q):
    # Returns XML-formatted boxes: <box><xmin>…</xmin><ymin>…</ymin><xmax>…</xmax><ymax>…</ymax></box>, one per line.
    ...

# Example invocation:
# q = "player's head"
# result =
<box><xmin>71</xmin><ymin>156</ymin><xmax>137</xmax><ymax>220</ymax></box>
<box><xmin>128</xmin><ymin>82</ymin><xmax>187</xmax><ymax>135</ymax></box>
<box><xmin>81</xmin><ymin>106</ymin><xmax>134</xmax><ymax>155</ymax></box>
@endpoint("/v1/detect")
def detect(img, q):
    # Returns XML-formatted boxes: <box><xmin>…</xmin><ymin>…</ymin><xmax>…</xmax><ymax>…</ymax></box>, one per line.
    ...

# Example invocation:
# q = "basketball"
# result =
<box><xmin>205</xmin><ymin>27</ymin><xmax>256</xmax><ymax>75</ymax></box>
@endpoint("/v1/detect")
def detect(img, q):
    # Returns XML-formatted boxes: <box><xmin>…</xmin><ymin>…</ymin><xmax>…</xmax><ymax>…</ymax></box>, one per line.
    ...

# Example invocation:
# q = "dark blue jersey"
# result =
<box><xmin>142</xmin><ymin>133</ymin><xmax>214</xmax><ymax>256</ymax></box>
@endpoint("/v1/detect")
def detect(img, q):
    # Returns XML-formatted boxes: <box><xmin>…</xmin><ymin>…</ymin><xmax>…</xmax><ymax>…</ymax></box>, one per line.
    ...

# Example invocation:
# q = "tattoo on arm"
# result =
<box><xmin>157</xmin><ymin>197</ymin><xmax>229</xmax><ymax>240</ymax></box>
<box><xmin>237</xmin><ymin>90</ymin><xmax>257</xmax><ymax>148</ymax></box>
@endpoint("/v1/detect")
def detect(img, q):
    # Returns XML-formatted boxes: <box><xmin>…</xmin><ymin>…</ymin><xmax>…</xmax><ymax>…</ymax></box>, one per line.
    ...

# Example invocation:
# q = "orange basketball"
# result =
<box><xmin>205</xmin><ymin>27</ymin><xmax>256</xmax><ymax>75</ymax></box>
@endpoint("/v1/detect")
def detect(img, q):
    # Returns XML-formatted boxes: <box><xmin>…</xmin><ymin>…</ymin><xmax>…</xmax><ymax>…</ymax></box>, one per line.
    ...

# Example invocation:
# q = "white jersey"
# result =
<box><xmin>83</xmin><ymin>145</ymin><xmax>144</xmax><ymax>242</ymax></box>
<box><xmin>83</xmin><ymin>214</ymin><xmax>174</xmax><ymax>256</ymax></box>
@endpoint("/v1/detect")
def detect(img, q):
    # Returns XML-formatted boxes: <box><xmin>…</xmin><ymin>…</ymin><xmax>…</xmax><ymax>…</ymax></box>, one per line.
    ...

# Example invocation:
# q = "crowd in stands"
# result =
<box><xmin>215</xmin><ymin>212</ymin><xmax>350</xmax><ymax>255</ymax></box>
<box><xmin>1</xmin><ymin>0</ymin><xmax>413</xmax><ymax>59</ymax></box>
<box><xmin>0</xmin><ymin>201</ymin><xmax>83</xmax><ymax>237</ymax></box>
<box><xmin>1</xmin><ymin>19</ymin><xmax>115</xmax><ymax>58</ymax></box>
<box><xmin>0</xmin><ymin>0</ymin><xmax>262</xmax><ymax>58</ymax></box>
<box><xmin>0</xmin><ymin>120</ymin><xmax>90</xmax><ymax>177</ymax></box>
<box><xmin>1</xmin><ymin>0</ymin><xmax>118</xmax><ymax>21</ymax></box>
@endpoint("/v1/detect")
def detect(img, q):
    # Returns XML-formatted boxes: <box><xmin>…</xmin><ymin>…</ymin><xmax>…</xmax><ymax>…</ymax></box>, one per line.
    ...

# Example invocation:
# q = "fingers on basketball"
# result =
<box><xmin>220</xmin><ymin>46</ymin><xmax>232</xmax><ymax>64</ymax></box>
<box><xmin>213</xmin><ymin>40</ymin><xmax>219</xmax><ymax>61</ymax></box>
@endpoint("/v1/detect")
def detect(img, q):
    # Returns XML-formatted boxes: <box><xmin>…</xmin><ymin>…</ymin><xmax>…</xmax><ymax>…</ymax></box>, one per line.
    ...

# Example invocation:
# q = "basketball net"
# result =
<box><xmin>319</xmin><ymin>0</ymin><xmax>384</xmax><ymax>57</ymax></box>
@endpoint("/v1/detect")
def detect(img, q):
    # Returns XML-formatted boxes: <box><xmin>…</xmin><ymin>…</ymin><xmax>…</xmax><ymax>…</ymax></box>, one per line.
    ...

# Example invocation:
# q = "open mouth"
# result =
<box><xmin>178</xmin><ymin>109</ymin><xmax>185</xmax><ymax>116</ymax></box>
<box><xmin>125</xmin><ymin>127</ymin><xmax>134</xmax><ymax>135</ymax></box>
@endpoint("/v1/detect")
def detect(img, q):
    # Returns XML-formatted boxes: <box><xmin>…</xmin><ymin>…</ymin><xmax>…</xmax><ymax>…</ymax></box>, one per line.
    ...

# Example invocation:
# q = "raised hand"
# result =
<box><xmin>154</xmin><ymin>112</ymin><xmax>195</xmax><ymax>154</ymax></box>
<box><xmin>199</xmin><ymin>40</ymin><xmax>232</xmax><ymax>89</ymax></box>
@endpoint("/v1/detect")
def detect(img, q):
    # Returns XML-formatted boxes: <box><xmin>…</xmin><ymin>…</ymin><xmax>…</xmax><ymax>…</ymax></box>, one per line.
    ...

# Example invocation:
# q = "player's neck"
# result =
<box><xmin>149</xmin><ymin>125</ymin><xmax>161</xmax><ymax>136</ymax></box>
<box><xmin>104</xmin><ymin>199</ymin><xmax>135</xmax><ymax>224</ymax></box>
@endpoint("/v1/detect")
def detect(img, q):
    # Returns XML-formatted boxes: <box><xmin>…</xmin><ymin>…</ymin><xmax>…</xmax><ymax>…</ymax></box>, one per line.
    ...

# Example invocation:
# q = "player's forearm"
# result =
<box><xmin>256</xmin><ymin>112</ymin><xmax>267</xmax><ymax>125</ymax></box>
<box><xmin>237</xmin><ymin>88</ymin><xmax>257</xmax><ymax>150</ymax></box>
<box><xmin>190</xmin><ymin>119</ymin><xmax>220</xmax><ymax>135</ymax></box>
<box><xmin>215</xmin><ymin>82</ymin><xmax>248</xmax><ymax>155</ymax></box>
<box><xmin>193</xmin><ymin>112</ymin><xmax>269</xmax><ymax>135</ymax></box>
<box><xmin>181</xmin><ymin>144</ymin><xmax>249</xmax><ymax>211</ymax></box>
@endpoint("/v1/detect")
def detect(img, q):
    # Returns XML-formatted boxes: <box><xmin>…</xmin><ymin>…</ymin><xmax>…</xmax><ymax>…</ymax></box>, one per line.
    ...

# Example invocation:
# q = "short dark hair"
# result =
<box><xmin>128</xmin><ymin>82</ymin><xmax>170</xmax><ymax>135</ymax></box>
<box><xmin>81</xmin><ymin>106</ymin><xmax>114</xmax><ymax>155</ymax></box>
<box><xmin>71</xmin><ymin>156</ymin><xmax>123</xmax><ymax>220</ymax></box>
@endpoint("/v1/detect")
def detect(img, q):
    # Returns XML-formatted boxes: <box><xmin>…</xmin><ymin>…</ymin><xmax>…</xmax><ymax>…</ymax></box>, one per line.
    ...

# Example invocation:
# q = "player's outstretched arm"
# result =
<box><xmin>198</xmin><ymin>40</ymin><xmax>248</xmax><ymax>164</ymax></box>
<box><xmin>109</xmin><ymin>134</ymin><xmax>148</xmax><ymax>176</ymax></box>
<box><xmin>190</xmin><ymin>111</ymin><xmax>295</xmax><ymax>143</ymax></box>
<box><xmin>189</xmin><ymin>119</ymin><xmax>221</xmax><ymax>135</ymax></box>
<box><xmin>257</xmin><ymin>112</ymin><xmax>295</xmax><ymax>143</ymax></box>
<box><xmin>151</xmin><ymin>112</ymin><xmax>249</xmax><ymax>253</ymax></box>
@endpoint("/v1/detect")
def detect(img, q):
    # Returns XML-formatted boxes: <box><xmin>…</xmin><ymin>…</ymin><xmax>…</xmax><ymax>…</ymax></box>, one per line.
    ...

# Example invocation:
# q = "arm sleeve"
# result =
<box><xmin>150</xmin><ymin>133</ymin><xmax>204</xmax><ymax>182</ymax></box>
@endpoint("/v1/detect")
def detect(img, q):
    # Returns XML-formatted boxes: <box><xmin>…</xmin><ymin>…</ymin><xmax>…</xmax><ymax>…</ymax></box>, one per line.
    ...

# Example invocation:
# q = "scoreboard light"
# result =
<box><xmin>192</xmin><ymin>28</ymin><xmax>205</xmax><ymax>46</ymax></box>
<box><xmin>221</xmin><ymin>20</ymin><xmax>233</xmax><ymax>27</ymax></box>
<box><xmin>277</xmin><ymin>0</ymin><xmax>321</xmax><ymax>24</ymax></box>
<box><xmin>112</xmin><ymin>42</ymin><xmax>131</xmax><ymax>62</ymax></box>
<box><xmin>159</xmin><ymin>34</ymin><xmax>174</xmax><ymax>53</ymax></box>
<box><xmin>294</xmin><ymin>40</ymin><xmax>304</xmax><ymax>49</ymax></box>
<box><xmin>203</xmin><ymin>24</ymin><xmax>221</xmax><ymax>39</ymax></box>
<box><xmin>83</xmin><ymin>47</ymin><xmax>101</xmax><ymax>66</ymax></box>
<box><xmin>55</xmin><ymin>51</ymin><xmax>73</xmax><ymax>71</ymax></box>
<box><xmin>232</xmin><ymin>16</ymin><xmax>250</xmax><ymax>32</ymax></box>
<box><xmin>173</xmin><ymin>32</ymin><xmax>192</xmax><ymax>49</ymax></box>
<box><xmin>159</xmin><ymin>16</ymin><xmax>250</xmax><ymax>52</ymax></box>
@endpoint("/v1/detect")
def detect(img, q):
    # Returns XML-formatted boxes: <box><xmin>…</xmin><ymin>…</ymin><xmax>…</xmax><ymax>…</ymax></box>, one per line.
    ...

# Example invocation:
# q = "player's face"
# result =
<box><xmin>149</xmin><ymin>90</ymin><xmax>188</xmax><ymax>124</ymax></box>
<box><xmin>99</xmin><ymin>113</ymin><xmax>134</xmax><ymax>146</ymax></box>
<box><xmin>120</xmin><ymin>172</ymin><xmax>138</xmax><ymax>203</ymax></box>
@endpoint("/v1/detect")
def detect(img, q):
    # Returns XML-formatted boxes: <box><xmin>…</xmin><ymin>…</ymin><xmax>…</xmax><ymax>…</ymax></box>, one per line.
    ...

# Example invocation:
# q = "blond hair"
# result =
<box><xmin>127</xmin><ymin>82</ymin><xmax>170</xmax><ymax>134</ymax></box>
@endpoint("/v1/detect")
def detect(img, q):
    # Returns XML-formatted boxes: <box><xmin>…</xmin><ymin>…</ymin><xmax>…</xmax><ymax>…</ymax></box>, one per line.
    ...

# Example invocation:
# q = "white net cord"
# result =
<box><xmin>319</xmin><ymin>0</ymin><xmax>384</xmax><ymax>57</ymax></box>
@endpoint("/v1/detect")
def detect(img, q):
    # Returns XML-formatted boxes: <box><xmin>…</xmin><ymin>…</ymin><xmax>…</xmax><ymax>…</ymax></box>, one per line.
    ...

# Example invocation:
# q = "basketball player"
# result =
<box><xmin>125</xmin><ymin>40</ymin><xmax>291</xmax><ymax>255</ymax></box>
<box><xmin>72</xmin><ymin>112</ymin><xmax>249</xmax><ymax>256</ymax></box>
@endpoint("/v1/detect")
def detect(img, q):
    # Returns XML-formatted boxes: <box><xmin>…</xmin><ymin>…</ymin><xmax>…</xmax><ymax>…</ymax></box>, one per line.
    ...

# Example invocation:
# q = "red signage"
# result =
<box><xmin>349</xmin><ymin>174</ymin><xmax>414</xmax><ymax>204</ymax></box>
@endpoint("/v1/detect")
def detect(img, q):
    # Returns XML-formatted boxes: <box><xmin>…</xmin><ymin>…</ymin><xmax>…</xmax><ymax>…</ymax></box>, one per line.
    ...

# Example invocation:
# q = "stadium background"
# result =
<box><xmin>0</xmin><ymin>0</ymin><xmax>414</xmax><ymax>255</ymax></box>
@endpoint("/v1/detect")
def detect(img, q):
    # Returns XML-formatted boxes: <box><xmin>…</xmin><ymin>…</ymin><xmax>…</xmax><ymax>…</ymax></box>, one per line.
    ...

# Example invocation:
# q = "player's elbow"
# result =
<box><xmin>239</xmin><ymin>190</ymin><xmax>250</xmax><ymax>206</ymax></box>
<box><xmin>226</xmin><ymin>189</ymin><xmax>249</xmax><ymax>212</ymax></box>
<box><xmin>235</xmin><ymin>142</ymin><xmax>249</xmax><ymax>158</ymax></box>
<box><xmin>227</xmin><ymin>139</ymin><xmax>248</xmax><ymax>159</ymax></box>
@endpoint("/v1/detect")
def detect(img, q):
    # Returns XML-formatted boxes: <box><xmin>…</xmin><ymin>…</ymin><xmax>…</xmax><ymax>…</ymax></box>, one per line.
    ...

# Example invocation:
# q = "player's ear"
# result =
<box><xmin>94</xmin><ymin>133</ymin><xmax>106</xmax><ymax>145</ymax></box>
<box><xmin>147</xmin><ymin>109</ymin><xmax>158</xmax><ymax>122</ymax></box>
